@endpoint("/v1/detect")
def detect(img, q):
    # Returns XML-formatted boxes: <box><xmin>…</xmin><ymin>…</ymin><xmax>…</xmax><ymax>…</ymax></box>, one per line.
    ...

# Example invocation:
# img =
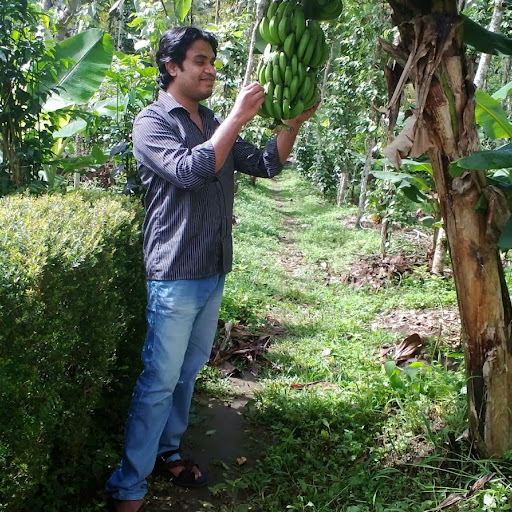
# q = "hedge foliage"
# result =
<box><xmin>0</xmin><ymin>192</ymin><xmax>147</xmax><ymax>511</ymax></box>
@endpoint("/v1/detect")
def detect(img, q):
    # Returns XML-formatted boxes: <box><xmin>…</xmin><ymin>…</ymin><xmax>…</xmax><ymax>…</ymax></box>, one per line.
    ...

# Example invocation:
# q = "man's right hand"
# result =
<box><xmin>231</xmin><ymin>82</ymin><xmax>265</xmax><ymax>126</ymax></box>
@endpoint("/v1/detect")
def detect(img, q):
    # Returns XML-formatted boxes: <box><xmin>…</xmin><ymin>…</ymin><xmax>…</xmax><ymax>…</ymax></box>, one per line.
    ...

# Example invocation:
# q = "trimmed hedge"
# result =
<box><xmin>0</xmin><ymin>192</ymin><xmax>147</xmax><ymax>511</ymax></box>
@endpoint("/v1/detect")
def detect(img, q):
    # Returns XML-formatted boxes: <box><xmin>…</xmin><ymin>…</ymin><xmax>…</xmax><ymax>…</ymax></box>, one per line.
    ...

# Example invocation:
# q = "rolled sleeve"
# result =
<box><xmin>133</xmin><ymin>111</ymin><xmax>217</xmax><ymax>191</ymax></box>
<box><xmin>232</xmin><ymin>135</ymin><xmax>284</xmax><ymax>178</ymax></box>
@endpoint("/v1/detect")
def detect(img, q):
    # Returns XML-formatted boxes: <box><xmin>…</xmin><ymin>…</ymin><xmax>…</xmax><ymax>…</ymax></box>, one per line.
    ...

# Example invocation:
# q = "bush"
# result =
<box><xmin>0</xmin><ymin>192</ymin><xmax>146</xmax><ymax>510</ymax></box>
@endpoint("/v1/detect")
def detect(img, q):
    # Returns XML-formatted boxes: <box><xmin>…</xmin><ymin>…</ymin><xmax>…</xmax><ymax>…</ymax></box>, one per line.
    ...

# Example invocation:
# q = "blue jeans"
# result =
<box><xmin>106</xmin><ymin>274</ymin><xmax>226</xmax><ymax>500</ymax></box>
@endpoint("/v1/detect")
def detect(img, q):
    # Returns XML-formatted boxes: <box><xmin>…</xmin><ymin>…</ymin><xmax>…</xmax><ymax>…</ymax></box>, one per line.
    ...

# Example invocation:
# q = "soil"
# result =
<box><xmin>145</xmin><ymin>372</ymin><xmax>261</xmax><ymax>512</ymax></box>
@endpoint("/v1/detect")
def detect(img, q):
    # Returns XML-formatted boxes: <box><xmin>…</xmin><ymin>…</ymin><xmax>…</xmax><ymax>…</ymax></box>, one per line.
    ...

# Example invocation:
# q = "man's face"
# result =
<box><xmin>167</xmin><ymin>39</ymin><xmax>217</xmax><ymax>102</ymax></box>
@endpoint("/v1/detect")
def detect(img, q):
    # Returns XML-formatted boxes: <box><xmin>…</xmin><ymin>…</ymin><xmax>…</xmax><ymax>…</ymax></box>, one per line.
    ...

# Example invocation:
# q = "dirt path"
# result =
<box><xmin>145</xmin><ymin>373</ymin><xmax>260</xmax><ymax>511</ymax></box>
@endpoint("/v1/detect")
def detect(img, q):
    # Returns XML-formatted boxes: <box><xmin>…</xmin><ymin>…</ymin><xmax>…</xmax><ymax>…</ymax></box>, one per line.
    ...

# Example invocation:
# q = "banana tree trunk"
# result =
<box><xmin>384</xmin><ymin>0</ymin><xmax>512</xmax><ymax>456</ymax></box>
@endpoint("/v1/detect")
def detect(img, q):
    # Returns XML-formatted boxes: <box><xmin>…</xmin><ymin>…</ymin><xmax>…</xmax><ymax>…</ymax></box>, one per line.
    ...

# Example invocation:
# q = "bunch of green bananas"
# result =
<box><xmin>256</xmin><ymin>0</ymin><xmax>334</xmax><ymax>120</ymax></box>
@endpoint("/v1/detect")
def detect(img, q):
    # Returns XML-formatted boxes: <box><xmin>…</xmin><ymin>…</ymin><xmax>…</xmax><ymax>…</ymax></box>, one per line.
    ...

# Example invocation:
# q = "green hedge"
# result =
<box><xmin>0</xmin><ymin>192</ymin><xmax>147</xmax><ymax>511</ymax></box>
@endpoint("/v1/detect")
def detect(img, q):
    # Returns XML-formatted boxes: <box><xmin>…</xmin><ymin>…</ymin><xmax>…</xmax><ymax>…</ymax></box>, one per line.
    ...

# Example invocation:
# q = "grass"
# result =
<box><xmin>202</xmin><ymin>169</ymin><xmax>512</xmax><ymax>512</ymax></box>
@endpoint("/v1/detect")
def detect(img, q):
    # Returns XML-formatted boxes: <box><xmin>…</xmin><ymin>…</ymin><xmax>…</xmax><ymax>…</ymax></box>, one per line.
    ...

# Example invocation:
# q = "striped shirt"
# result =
<box><xmin>132</xmin><ymin>90</ymin><xmax>283</xmax><ymax>280</ymax></box>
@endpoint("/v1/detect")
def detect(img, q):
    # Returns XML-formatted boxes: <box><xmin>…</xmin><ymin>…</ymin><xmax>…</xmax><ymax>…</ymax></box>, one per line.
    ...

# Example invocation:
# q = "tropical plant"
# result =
<box><xmin>382</xmin><ymin>0</ymin><xmax>512</xmax><ymax>456</ymax></box>
<box><xmin>0</xmin><ymin>0</ymin><xmax>57</xmax><ymax>193</ymax></box>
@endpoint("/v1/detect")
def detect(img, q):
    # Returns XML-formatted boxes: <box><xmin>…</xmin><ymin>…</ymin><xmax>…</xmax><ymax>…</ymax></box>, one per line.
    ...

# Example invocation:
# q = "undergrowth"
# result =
<box><xmin>205</xmin><ymin>169</ymin><xmax>512</xmax><ymax>512</ymax></box>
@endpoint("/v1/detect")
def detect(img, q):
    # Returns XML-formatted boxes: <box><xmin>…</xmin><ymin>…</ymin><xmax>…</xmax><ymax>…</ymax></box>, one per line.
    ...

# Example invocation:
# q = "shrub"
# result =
<box><xmin>0</xmin><ymin>192</ymin><xmax>146</xmax><ymax>510</ymax></box>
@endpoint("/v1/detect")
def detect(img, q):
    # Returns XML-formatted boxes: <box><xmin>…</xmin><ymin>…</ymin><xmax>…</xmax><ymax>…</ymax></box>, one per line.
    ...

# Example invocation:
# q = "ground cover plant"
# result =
<box><xmin>193</xmin><ymin>169</ymin><xmax>512</xmax><ymax>512</ymax></box>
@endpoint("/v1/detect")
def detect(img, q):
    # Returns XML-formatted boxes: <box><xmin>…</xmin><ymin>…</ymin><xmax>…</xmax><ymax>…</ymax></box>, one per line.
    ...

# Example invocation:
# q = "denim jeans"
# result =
<box><xmin>106</xmin><ymin>274</ymin><xmax>226</xmax><ymax>500</ymax></box>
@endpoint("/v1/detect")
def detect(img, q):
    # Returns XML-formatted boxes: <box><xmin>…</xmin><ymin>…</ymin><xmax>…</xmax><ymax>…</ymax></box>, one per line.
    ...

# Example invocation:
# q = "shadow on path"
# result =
<box><xmin>146</xmin><ymin>373</ymin><xmax>261</xmax><ymax>511</ymax></box>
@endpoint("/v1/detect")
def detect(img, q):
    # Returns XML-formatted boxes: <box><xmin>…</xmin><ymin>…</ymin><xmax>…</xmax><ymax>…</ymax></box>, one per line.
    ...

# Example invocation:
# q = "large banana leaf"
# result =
<box><xmin>450</xmin><ymin>144</ymin><xmax>512</xmax><ymax>176</ymax></box>
<box><xmin>474</xmin><ymin>89</ymin><xmax>512</xmax><ymax>140</ymax></box>
<box><xmin>42</xmin><ymin>29</ymin><xmax>114</xmax><ymax>111</ymax></box>
<box><xmin>463</xmin><ymin>15</ymin><xmax>512</xmax><ymax>57</ymax></box>
<box><xmin>175</xmin><ymin>0</ymin><xmax>192</xmax><ymax>21</ymax></box>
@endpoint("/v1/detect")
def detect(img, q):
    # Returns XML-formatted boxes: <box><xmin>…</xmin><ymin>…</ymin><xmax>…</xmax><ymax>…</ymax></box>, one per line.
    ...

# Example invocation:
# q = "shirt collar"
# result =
<box><xmin>157</xmin><ymin>89</ymin><xmax>214</xmax><ymax>120</ymax></box>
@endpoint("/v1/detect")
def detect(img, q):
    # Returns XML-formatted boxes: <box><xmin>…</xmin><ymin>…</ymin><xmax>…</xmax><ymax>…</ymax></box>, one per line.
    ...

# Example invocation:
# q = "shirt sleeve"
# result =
<box><xmin>231</xmin><ymin>136</ymin><xmax>284</xmax><ymax>178</ymax></box>
<box><xmin>132</xmin><ymin>109</ymin><xmax>217</xmax><ymax>190</ymax></box>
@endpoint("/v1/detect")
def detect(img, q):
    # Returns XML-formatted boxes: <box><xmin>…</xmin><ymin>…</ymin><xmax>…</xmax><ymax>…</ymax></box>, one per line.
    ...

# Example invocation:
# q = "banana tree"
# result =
<box><xmin>36</xmin><ymin>29</ymin><xmax>114</xmax><ymax>188</ymax></box>
<box><xmin>382</xmin><ymin>1</ymin><xmax>512</xmax><ymax>456</ymax></box>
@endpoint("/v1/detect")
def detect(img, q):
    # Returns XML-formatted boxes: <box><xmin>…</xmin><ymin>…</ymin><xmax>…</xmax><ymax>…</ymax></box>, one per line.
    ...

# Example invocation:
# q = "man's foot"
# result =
<box><xmin>153</xmin><ymin>453</ymin><xmax>208</xmax><ymax>488</ymax></box>
<box><xmin>114</xmin><ymin>499</ymin><xmax>145</xmax><ymax>512</ymax></box>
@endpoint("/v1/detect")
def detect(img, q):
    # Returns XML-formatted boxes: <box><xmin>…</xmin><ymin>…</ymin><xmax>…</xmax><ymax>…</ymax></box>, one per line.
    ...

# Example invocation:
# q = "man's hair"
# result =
<box><xmin>156</xmin><ymin>26</ymin><xmax>218</xmax><ymax>90</ymax></box>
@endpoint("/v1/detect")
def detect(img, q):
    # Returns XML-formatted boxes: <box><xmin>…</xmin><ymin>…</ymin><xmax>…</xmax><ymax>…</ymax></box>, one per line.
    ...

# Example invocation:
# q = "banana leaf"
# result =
<box><xmin>41</xmin><ymin>29</ymin><xmax>114</xmax><ymax>111</ymax></box>
<box><xmin>175</xmin><ymin>0</ymin><xmax>192</xmax><ymax>21</ymax></box>
<box><xmin>450</xmin><ymin>144</ymin><xmax>512</xmax><ymax>177</ymax></box>
<box><xmin>475</xmin><ymin>89</ymin><xmax>512</xmax><ymax>140</ymax></box>
<box><xmin>463</xmin><ymin>15</ymin><xmax>512</xmax><ymax>57</ymax></box>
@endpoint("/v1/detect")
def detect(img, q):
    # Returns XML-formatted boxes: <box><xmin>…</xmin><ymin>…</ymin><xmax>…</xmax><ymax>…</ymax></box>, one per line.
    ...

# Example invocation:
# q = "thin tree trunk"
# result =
<box><xmin>336</xmin><ymin>162</ymin><xmax>349</xmax><ymax>206</ymax></box>
<box><xmin>431</xmin><ymin>226</ymin><xmax>447</xmax><ymax>275</ymax></box>
<box><xmin>380</xmin><ymin>218</ymin><xmax>389</xmax><ymax>257</ymax></box>
<box><xmin>313</xmin><ymin>38</ymin><xmax>335</xmax><ymax>190</ymax></box>
<box><xmin>473</xmin><ymin>0</ymin><xmax>506</xmax><ymax>90</ymax></box>
<box><xmin>243</xmin><ymin>0</ymin><xmax>266</xmax><ymax>87</ymax></box>
<box><xmin>503</xmin><ymin>57</ymin><xmax>511</xmax><ymax>112</ymax></box>
<box><xmin>244</xmin><ymin>0</ymin><xmax>266</xmax><ymax>187</ymax></box>
<box><xmin>355</xmin><ymin>133</ymin><xmax>376</xmax><ymax>227</ymax></box>
<box><xmin>384</xmin><ymin>1</ymin><xmax>512</xmax><ymax>456</ymax></box>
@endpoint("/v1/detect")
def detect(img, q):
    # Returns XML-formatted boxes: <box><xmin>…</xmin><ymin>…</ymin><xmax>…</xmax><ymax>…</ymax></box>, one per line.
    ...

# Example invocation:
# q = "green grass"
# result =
<box><xmin>206</xmin><ymin>169</ymin><xmax>512</xmax><ymax>512</ymax></box>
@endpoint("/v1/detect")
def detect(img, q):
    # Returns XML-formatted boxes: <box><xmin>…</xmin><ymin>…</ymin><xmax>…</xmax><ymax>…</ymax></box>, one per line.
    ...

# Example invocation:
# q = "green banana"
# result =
<box><xmin>292</xmin><ymin>5</ymin><xmax>306</xmax><ymax>43</ymax></box>
<box><xmin>289</xmin><ymin>74</ymin><xmax>300</xmax><ymax>100</ymax></box>
<box><xmin>296</xmin><ymin>27</ymin><xmax>310</xmax><ymax>60</ymax></box>
<box><xmin>273</xmin><ymin>99</ymin><xmax>283</xmax><ymax>119</ymax></box>
<box><xmin>322</xmin><ymin>0</ymin><xmax>343</xmax><ymax>15</ymax></box>
<box><xmin>279</xmin><ymin>51</ymin><xmax>287</xmax><ymax>78</ymax></box>
<box><xmin>264</xmin><ymin>81</ymin><xmax>275</xmax><ymax>117</ymax></box>
<box><xmin>283</xmin><ymin>32</ymin><xmax>296</xmax><ymax>59</ymax></box>
<box><xmin>274</xmin><ymin>83</ymin><xmax>283</xmax><ymax>104</ymax></box>
<box><xmin>291</xmin><ymin>53</ymin><xmax>298</xmax><ymax>75</ymax></box>
<box><xmin>282</xmin><ymin>94</ymin><xmax>291</xmax><ymax>119</ymax></box>
<box><xmin>258</xmin><ymin>101</ymin><xmax>271</xmax><ymax>118</ymax></box>
<box><xmin>258</xmin><ymin>0</ymin><xmax>328</xmax><ymax>122</ymax></box>
<box><xmin>275</xmin><ymin>0</ymin><xmax>290</xmax><ymax>20</ymax></box>
<box><xmin>259</xmin><ymin>17</ymin><xmax>269</xmax><ymax>43</ymax></box>
<box><xmin>297</xmin><ymin>61</ymin><xmax>306</xmax><ymax>84</ymax></box>
<box><xmin>267</xmin><ymin>0</ymin><xmax>280</xmax><ymax>19</ymax></box>
<box><xmin>297</xmin><ymin>73</ymin><xmax>312</xmax><ymax>101</ymax></box>
<box><xmin>302</xmin><ymin>30</ymin><xmax>317</xmax><ymax>67</ymax></box>
<box><xmin>268</xmin><ymin>15</ymin><xmax>280</xmax><ymax>44</ymax></box>
<box><xmin>277</xmin><ymin>15</ymin><xmax>291</xmax><ymax>44</ymax></box>
<box><xmin>272</xmin><ymin>58</ymin><xmax>283</xmax><ymax>85</ymax></box>
<box><xmin>264</xmin><ymin>60</ymin><xmax>273</xmax><ymax>84</ymax></box>
<box><xmin>317</xmin><ymin>41</ymin><xmax>330</xmax><ymax>67</ymax></box>
<box><xmin>303</xmin><ymin>86</ymin><xmax>319</xmax><ymax>109</ymax></box>
<box><xmin>309</xmin><ymin>36</ymin><xmax>324</xmax><ymax>68</ymax></box>
<box><xmin>257</xmin><ymin>59</ymin><xmax>266</xmax><ymax>84</ymax></box>
<box><xmin>284</xmin><ymin>65</ymin><xmax>292</xmax><ymax>86</ymax></box>
<box><xmin>289</xmin><ymin>98</ymin><xmax>304</xmax><ymax>118</ymax></box>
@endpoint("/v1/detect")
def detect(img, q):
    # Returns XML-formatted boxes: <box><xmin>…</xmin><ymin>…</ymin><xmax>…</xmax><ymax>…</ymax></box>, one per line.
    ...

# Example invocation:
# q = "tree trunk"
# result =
<box><xmin>243</xmin><ymin>0</ymin><xmax>265</xmax><ymax>88</ymax></box>
<box><xmin>473</xmin><ymin>0</ymin><xmax>506</xmax><ymax>90</ymax></box>
<box><xmin>337</xmin><ymin>162</ymin><xmax>349</xmax><ymax>206</ymax></box>
<box><xmin>383</xmin><ymin>1</ymin><xmax>512</xmax><ymax>456</ymax></box>
<box><xmin>503</xmin><ymin>57</ymin><xmax>511</xmax><ymax>112</ymax></box>
<box><xmin>431</xmin><ymin>226</ymin><xmax>447</xmax><ymax>275</ymax></box>
<box><xmin>355</xmin><ymin>133</ymin><xmax>376</xmax><ymax>227</ymax></box>
<box><xmin>380</xmin><ymin>218</ymin><xmax>389</xmax><ymax>257</ymax></box>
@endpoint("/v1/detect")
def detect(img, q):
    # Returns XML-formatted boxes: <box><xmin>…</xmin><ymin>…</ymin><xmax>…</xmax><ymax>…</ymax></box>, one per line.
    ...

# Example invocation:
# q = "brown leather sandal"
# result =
<box><xmin>153</xmin><ymin>452</ymin><xmax>208</xmax><ymax>488</ymax></box>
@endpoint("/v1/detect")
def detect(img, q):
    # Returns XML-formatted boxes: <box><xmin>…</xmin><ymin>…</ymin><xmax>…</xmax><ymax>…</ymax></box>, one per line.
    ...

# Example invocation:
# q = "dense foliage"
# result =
<box><xmin>0</xmin><ymin>193</ymin><xmax>146</xmax><ymax>510</ymax></box>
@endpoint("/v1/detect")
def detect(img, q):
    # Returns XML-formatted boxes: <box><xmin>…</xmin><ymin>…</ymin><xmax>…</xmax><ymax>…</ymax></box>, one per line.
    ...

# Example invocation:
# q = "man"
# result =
<box><xmin>106</xmin><ymin>26</ymin><xmax>318</xmax><ymax>512</ymax></box>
